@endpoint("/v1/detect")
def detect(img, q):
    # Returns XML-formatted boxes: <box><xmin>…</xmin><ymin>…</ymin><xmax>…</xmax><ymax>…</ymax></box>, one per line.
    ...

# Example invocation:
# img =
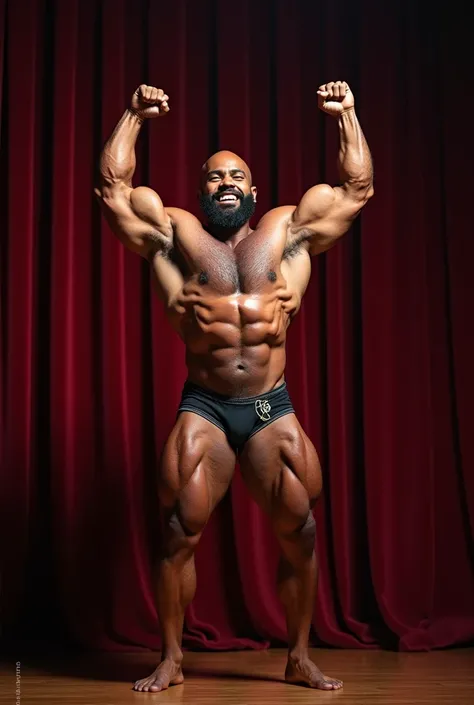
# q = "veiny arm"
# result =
<box><xmin>289</xmin><ymin>82</ymin><xmax>374</xmax><ymax>256</ymax></box>
<box><xmin>95</xmin><ymin>86</ymin><xmax>173</xmax><ymax>259</ymax></box>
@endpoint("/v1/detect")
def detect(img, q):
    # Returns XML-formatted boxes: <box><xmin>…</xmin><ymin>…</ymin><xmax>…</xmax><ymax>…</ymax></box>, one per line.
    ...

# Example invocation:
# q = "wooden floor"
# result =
<box><xmin>1</xmin><ymin>647</ymin><xmax>474</xmax><ymax>704</ymax></box>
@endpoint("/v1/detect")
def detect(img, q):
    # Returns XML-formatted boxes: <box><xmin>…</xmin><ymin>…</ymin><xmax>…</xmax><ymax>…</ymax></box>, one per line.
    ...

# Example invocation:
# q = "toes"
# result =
<box><xmin>145</xmin><ymin>680</ymin><xmax>165</xmax><ymax>692</ymax></box>
<box><xmin>134</xmin><ymin>679</ymin><xmax>156</xmax><ymax>692</ymax></box>
<box><xmin>325</xmin><ymin>678</ymin><xmax>343</xmax><ymax>689</ymax></box>
<box><xmin>311</xmin><ymin>677</ymin><xmax>343</xmax><ymax>690</ymax></box>
<box><xmin>318</xmin><ymin>681</ymin><xmax>335</xmax><ymax>690</ymax></box>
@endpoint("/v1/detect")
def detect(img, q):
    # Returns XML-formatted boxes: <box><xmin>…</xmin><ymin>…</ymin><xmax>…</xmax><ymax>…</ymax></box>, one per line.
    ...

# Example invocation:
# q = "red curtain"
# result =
<box><xmin>1</xmin><ymin>0</ymin><xmax>473</xmax><ymax>652</ymax></box>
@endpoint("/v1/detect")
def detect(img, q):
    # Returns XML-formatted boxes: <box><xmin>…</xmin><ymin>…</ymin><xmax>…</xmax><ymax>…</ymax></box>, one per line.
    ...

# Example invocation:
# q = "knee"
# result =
<box><xmin>176</xmin><ymin>494</ymin><xmax>210</xmax><ymax>537</ymax></box>
<box><xmin>270</xmin><ymin>464</ymin><xmax>315</xmax><ymax>535</ymax></box>
<box><xmin>158</xmin><ymin>483</ymin><xmax>209</xmax><ymax>536</ymax></box>
<box><xmin>159</xmin><ymin>450</ymin><xmax>212</xmax><ymax>536</ymax></box>
<box><xmin>274</xmin><ymin>509</ymin><xmax>316</xmax><ymax>542</ymax></box>
<box><xmin>162</xmin><ymin>511</ymin><xmax>206</xmax><ymax>562</ymax></box>
<box><xmin>161</xmin><ymin>478</ymin><xmax>211</xmax><ymax>562</ymax></box>
<box><xmin>275</xmin><ymin>511</ymin><xmax>316</xmax><ymax>566</ymax></box>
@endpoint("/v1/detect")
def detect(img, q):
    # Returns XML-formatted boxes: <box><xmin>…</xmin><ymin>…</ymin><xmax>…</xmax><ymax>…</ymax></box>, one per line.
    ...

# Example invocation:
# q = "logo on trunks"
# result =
<box><xmin>255</xmin><ymin>399</ymin><xmax>272</xmax><ymax>422</ymax></box>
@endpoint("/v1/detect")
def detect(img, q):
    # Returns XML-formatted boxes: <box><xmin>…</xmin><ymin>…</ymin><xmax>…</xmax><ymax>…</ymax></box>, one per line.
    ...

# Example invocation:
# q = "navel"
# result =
<box><xmin>267</xmin><ymin>270</ymin><xmax>277</xmax><ymax>282</ymax></box>
<box><xmin>198</xmin><ymin>271</ymin><xmax>209</xmax><ymax>285</ymax></box>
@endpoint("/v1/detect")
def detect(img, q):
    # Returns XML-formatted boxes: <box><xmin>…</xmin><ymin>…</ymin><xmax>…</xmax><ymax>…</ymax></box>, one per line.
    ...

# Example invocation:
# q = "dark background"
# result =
<box><xmin>1</xmin><ymin>0</ymin><xmax>473</xmax><ymax>652</ymax></box>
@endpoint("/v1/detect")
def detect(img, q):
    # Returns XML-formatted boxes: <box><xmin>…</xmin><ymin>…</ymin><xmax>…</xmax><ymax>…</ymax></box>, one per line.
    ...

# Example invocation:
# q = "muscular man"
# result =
<box><xmin>96</xmin><ymin>81</ymin><xmax>373</xmax><ymax>692</ymax></box>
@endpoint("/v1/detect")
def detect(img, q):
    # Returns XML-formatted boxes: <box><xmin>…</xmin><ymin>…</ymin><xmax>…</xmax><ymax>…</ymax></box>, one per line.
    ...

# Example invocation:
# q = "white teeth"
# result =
<box><xmin>218</xmin><ymin>194</ymin><xmax>238</xmax><ymax>201</ymax></box>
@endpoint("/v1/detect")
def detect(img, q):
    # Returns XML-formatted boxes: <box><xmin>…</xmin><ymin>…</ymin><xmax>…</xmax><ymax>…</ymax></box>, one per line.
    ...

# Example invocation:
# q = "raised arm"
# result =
<box><xmin>95</xmin><ymin>85</ymin><xmax>173</xmax><ymax>258</ymax></box>
<box><xmin>289</xmin><ymin>81</ymin><xmax>374</xmax><ymax>255</ymax></box>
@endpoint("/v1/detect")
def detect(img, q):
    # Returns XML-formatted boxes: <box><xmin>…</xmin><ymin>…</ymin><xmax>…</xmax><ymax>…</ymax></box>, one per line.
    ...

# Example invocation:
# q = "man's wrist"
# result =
<box><xmin>127</xmin><ymin>108</ymin><xmax>145</xmax><ymax>124</ymax></box>
<box><xmin>339</xmin><ymin>107</ymin><xmax>356</xmax><ymax>118</ymax></box>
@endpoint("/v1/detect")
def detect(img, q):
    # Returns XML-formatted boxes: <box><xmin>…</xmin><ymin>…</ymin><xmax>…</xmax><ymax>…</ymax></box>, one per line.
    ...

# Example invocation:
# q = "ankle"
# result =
<box><xmin>162</xmin><ymin>649</ymin><xmax>183</xmax><ymax>664</ymax></box>
<box><xmin>288</xmin><ymin>647</ymin><xmax>309</xmax><ymax>664</ymax></box>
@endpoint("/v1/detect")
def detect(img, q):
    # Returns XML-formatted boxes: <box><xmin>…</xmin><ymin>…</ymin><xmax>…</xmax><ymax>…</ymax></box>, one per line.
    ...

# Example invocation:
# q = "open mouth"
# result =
<box><xmin>214</xmin><ymin>191</ymin><xmax>241</xmax><ymax>206</ymax></box>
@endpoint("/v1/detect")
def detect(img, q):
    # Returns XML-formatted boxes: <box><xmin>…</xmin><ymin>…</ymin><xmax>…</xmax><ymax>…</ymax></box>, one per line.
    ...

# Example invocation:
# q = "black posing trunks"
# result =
<box><xmin>177</xmin><ymin>380</ymin><xmax>295</xmax><ymax>453</ymax></box>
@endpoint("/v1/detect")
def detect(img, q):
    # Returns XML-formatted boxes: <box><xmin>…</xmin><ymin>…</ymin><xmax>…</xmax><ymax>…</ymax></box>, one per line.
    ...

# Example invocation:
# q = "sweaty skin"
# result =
<box><xmin>163</xmin><ymin>193</ymin><xmax>306</xmax><ymax>398</ymax></box>
<box><xmin>97</xmin><ymin>82</ymin><xmax>373</xmax><ymax>692</ymax></box>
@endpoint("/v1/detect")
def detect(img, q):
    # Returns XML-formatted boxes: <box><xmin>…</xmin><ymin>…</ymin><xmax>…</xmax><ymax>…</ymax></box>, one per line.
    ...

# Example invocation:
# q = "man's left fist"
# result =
<box><xmin>317</xmin><ymin>81</ymin><xmax>354</xmax><ymax>117</ymax></box>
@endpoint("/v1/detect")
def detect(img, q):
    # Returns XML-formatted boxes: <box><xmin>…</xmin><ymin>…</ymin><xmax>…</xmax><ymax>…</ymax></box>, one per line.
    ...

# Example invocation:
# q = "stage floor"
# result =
<box><xmin>1</xmin><ymin>647</ymin><xmax>473</xmax><ymax>704</ymax></box>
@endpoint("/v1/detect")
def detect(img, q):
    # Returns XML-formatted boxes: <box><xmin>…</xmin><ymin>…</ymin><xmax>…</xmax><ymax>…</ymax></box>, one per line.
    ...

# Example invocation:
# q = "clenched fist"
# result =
<box><xmin>317</xmin><ymin>81</ymin><xmax>354</xmax><ymax>117</ymax></box>
<box><xmin>131</xmin><ymin>84</ymin><xmax>170</xmax><ymax>119</ymax></box>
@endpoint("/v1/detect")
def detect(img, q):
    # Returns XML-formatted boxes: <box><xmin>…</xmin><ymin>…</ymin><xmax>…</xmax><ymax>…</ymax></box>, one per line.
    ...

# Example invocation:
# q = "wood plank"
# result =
<box><xmin>1</xmin><ymin>648</ymin><xmax>473</xmax><ymax>704</ymax></box>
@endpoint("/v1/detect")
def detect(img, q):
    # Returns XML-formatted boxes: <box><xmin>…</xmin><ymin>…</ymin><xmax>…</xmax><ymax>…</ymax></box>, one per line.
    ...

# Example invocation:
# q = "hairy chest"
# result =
<box><xmin>155</xmin><ymin>217</ymin><xmax>312</xmax><ymax>340</ymax></box>
<box><xmin>175</xmin><ymin>222</ymin><xmax>306</xmax><ymax>295</ymax></box>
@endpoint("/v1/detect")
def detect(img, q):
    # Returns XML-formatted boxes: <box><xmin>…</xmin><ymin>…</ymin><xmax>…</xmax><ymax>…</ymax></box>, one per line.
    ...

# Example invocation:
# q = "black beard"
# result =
<box><xmin>199</xmin><ymin>192</ymin><xmax>256</xmax><ymax>230</ymax></box>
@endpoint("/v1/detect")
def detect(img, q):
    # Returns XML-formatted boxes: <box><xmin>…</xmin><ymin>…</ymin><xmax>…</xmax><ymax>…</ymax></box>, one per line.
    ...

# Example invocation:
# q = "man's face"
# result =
<box><xmin>199</xmin><ymin>154</ymin><xmax>257</xmax><ymax>229</ymax></box>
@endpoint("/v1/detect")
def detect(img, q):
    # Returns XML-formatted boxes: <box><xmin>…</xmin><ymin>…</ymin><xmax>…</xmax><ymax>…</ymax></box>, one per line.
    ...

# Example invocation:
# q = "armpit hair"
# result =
<box><xmin>146</xmin><ymin>230</ymin><xmax>174</xmax><ymax>261</ymax></box>
<box><xmin>282</xmin><ymin>228</ymin><xmax>313</xmax><ymax>260</ymax></box>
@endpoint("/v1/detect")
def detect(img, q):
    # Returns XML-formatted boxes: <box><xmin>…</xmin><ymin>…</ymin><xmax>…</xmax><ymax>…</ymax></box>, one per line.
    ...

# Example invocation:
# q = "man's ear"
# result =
<box><xmin>251</xmin><ymin>186</ymin><xmax>257</xmax><ymax>202</ymax></box>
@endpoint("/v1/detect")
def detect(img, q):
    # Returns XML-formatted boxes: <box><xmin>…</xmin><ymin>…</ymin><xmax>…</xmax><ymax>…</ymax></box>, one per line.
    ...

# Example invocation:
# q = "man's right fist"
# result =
<box><xmin>131</xmin><ymin>85</ymin><xmax>170</xmax><ymax>119</ymax></box>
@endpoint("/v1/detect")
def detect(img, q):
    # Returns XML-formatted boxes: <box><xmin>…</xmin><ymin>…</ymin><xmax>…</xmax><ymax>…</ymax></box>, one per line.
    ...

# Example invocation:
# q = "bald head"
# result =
<box><xmin>198</xmin><ymin>150</ymin><xmax>257</xmax><ymax>230</ymax></box>
<box><xmin>201</xmin><ymin>150</ymin><xmax>253</xmax><ymax>187</ymax></box>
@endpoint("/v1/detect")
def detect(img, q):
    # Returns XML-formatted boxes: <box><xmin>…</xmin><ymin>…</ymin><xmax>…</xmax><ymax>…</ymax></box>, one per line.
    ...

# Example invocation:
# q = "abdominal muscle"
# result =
<box><xmin>174</xmin><ymin>289</ymin><xmax>295</xmax><ymax>398</ymax></box>
<box><xmin>186</xmin><ymin>344</ymin><xmax>287</xmax><ymax>397</ymax></box>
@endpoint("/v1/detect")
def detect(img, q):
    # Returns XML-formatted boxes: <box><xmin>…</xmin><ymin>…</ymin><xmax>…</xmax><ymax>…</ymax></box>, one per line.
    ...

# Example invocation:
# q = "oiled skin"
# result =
<box><xmin>97</xmin><ymin>82</ymin><xmax>373</xmax><ymax>693</ymax></box>
<box><xmin>158</xmin><ymin>206</ymin><xmax>309</xmax><ymax>397</ymax></box>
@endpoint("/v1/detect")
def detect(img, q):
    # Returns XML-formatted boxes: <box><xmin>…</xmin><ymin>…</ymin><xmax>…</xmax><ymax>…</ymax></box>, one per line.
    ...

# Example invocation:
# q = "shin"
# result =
<box><xmin>275</xmin><ymin>511</ymin><xmax>317</xmax><ymax>660</ymax></box>
<box><xmin>155</xmin><ymin>511</ymin><xmax>204</xmax><ymax>662</ymax></box>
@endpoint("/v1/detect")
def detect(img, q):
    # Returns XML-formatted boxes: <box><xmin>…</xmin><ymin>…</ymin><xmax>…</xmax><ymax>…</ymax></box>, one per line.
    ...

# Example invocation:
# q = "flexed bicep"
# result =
<box><xmin>96</xmin><ymin>85</ymin><xmax>173</xmax><ymax>258</ymax></box>
<box><xmin>97</xmin><ymin>182</ymin><xmax>173</xmax><ymax>257</ymax></box>
<box><xmin>289</xmin><ymin>81</ymin><xmax>373</xmax><ymax>257</ymax></box>
<box><xmin>289</xmin><ymin>183</ymin><xmax>364</xmax><ymax>255</ymax></box>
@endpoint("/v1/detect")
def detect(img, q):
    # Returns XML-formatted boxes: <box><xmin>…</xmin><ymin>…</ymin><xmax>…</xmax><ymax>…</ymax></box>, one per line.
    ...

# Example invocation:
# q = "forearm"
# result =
<box><xmin>337</xmin><ymin>109</ymin><xmax>373</xmax><ymax>194</ymax></box>
<box><xmin>98</xmin><ymin>109</ymin><xmax>144</xmax><ymax>189</ymax></box>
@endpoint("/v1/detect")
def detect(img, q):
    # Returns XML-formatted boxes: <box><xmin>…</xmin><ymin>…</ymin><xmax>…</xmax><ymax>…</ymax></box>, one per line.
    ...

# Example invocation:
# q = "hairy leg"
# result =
<box><xmin>240</xmin><ymin>414</ymin><xmax>343</xmax><ymax>690</ymax></box>
<box><xmin>134</xmin><ymin>413</ymin><xmax>235</xmax><ymax>692</ymax></box>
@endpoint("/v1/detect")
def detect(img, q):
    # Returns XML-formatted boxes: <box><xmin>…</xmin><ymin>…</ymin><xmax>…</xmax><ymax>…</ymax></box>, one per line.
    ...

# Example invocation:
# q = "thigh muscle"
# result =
<box><xmin>239</xmin><ymin>414</ymin><xmax>322</xmax><ymax>531</ymax></box>
<box><xmin>159</xmin><ymin>412</ymin><xmax>236</xmax><ymax>534</ymax></box>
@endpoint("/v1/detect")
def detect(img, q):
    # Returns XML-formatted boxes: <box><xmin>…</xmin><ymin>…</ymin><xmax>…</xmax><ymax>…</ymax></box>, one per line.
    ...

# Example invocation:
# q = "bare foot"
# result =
<box><xmin>133</xmin><ymin>658</ymin><xmax>184</xmax><ymax>692</ymax></box>
<box><xmin>285</xmin><ymin>656</ymin><xmax>343</xmax><ymax>690</ymax></box>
